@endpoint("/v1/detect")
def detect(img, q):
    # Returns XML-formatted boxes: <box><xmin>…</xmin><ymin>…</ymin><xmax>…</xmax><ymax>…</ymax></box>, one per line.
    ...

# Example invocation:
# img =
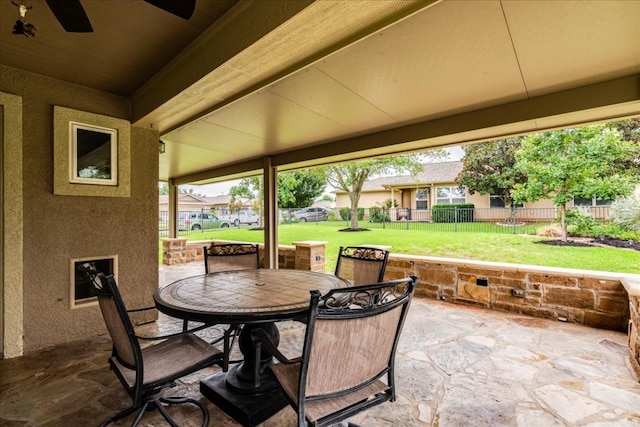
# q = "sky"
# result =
<box><xmin>176</xmin><ymin>146</ymin><xmax>464</xmax><ymax>197</ymax></box>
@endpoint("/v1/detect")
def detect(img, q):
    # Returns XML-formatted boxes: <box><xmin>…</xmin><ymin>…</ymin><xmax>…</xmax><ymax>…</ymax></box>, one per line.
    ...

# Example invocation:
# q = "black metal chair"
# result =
<box><xmin>334</xmin><ymin>246</ymin><xmax>389</xmax><ymax>285</ymax></box>
<box><xmin>79</xmin><ymin>263</ymin><xmax>223</xmax><ymax>427</ymax></box>
<box><xmin>203</xmin><ymin>243</ymin><xmax>260</xmax><ymax>371</ymax></box>
<box><xmin>252</xmin><ymin>276</ymin><xmax>416</xmax><ymax>427</ymax></box>
<box><xmin>203</xmin><ymin>243</ymin><xmax>260</xmax><ymax>274</ymax></box>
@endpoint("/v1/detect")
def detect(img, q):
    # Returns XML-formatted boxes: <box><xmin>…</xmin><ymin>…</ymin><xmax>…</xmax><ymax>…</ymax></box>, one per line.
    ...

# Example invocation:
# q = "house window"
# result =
<box><xmin>490</xmin><ymin>195</ymin><xmax>523</xmax><ymax>208</ymax></box>
<box><xmin>436</xmin><ymin>186</ymin><xmax>466</xmax><ymax>204</ymax></box>
<box><xmin>490</xmin><ymin>195</ymin><xmax>505</xmax><ymax>208</ymax></box>
<box><xmin>416</xmin><ymin>188</ymin><xmax>429</xmax><ymax>209</ymax></box>
<box><xmin>574</xmin><ymin>197</ymin><xmax>611</xmax><ymax>207</ymax></box>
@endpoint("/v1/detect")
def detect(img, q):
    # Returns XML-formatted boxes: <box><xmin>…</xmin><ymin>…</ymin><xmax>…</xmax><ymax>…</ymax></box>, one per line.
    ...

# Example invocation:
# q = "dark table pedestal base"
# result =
<box><xmin>200</xmin><ymin>373</ymin><xmax>289</xmax><ymax>427</ymax></box>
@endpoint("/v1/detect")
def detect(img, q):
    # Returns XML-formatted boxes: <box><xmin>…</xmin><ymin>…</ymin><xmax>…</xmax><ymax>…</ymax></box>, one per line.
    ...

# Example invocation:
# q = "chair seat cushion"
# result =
<box><xmin>111</xmin><ymin>333</ymin><xmax>221</xmax><ymax>388</ymax></box>
<box><xmin>269</xmin><ymin>362</ymin><xmax>390</xmax><ymax>423</ymax></box>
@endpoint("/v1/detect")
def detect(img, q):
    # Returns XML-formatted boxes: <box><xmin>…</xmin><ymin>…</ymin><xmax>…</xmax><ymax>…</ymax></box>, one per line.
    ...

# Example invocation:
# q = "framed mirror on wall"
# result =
<box><xmin>70</xmin><ymin>122</ymin><xmax>117</xmax><ymax>186</ymax></box>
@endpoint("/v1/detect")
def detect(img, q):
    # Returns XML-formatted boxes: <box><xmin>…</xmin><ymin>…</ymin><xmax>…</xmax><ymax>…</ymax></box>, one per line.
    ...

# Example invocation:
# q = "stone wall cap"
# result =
<box><xmin>621</xmin><ymin>276</ymin><xmax>640</xmax><ymax>297</ymax></box>
<box><xmin>293</xmin><ymin>241</ymin><xmax>328</xmax><ymax>247</ymax></box>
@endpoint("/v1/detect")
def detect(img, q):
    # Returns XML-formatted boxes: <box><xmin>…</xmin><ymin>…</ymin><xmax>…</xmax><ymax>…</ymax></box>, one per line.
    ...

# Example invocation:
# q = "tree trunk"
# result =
<box><xmin>560</xmin><ymin>203</ymin><xmax>567</xmax><ymax>242</ymax></box>
<box><xmin>349</xmin><ymin>194</ymin><xmax>359</xmax><ymax>230</ymax></box>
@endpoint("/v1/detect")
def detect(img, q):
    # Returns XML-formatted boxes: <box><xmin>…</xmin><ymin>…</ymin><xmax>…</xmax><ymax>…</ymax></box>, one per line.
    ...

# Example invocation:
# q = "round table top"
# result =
<box><xmin>154</xmin><ymin>269</ymin><xmax>348</xmax><ymax>323</ymax></box>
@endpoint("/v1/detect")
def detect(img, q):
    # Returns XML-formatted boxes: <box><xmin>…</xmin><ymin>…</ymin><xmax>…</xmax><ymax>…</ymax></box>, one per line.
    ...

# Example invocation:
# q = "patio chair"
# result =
<box><xmin>78</xmin><ymin>263</ymin><xmax>223</xmax><ymax>427</ymax></box>
<box><xmin>252</xmin><ymin>276</ymin><xmax>416</xmax><ymax>427</ymax></box>
<box><xmin>203</xmin><ymin>242</ymin><xmax>260</xmax><ymax>274</ymax></box>
<box><xmin>334</xmin><ymin>246</ymin><xmax>389</xmax><ymax>285</ymax></box>
<box><xmin>203</xmin><ymin>242</ymin><xmax>260</xmax><ymax>371</ymax></box>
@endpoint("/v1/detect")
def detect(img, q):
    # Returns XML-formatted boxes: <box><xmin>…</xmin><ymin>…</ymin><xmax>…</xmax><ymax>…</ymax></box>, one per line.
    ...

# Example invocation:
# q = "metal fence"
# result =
<box><xmin>160</xmin><ymin>206</ymin><xmax>611</xmax><ymax>237</ymax></box>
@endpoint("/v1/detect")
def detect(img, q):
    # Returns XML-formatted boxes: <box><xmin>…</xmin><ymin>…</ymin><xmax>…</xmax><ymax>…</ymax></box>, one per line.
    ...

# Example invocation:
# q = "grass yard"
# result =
<box><xmin>162</xmin><ymin>222</ymin><xmax>640</xmax><ymax>274</ymax></box>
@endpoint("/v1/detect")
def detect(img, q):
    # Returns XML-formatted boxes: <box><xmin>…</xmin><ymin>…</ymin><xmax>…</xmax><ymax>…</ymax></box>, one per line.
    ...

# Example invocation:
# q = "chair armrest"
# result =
<box><xmin>251</xmin><ymin>328</ymin><xmax>301</xmax><ymax>365</ymax></box>
<box><xmin>135</xmin><ymin>322</ymin><xmax>218</xmax><ymax>341</ymax></box>
<box><xmin>127</xmin><ymin>306</ymin><xmax>156</xmax><ymax>313</ymax></box>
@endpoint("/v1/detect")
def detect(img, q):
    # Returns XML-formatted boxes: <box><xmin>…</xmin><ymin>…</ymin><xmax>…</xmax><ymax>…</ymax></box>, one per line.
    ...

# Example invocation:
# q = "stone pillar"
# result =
<box><xmin>161</xmin><ymin>238</ymin><xmax>188</xmax><ymax>265</ymax></box>
<box><xmin>293</xmin><ymin>241</ymin><xmax>327</xmax><ymax>272</ymax></box>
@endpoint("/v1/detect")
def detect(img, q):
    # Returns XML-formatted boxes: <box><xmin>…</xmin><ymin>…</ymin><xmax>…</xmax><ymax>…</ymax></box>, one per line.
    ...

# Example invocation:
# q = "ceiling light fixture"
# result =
<box><xmin>11</xmin><ymin>1</ymin><xmax>36</xmax><ymax>37</ymax></box>
<box><xmin>159</xmin><ymin>140</ymin><xmax>166</xmax><ymax>154</ymax></box>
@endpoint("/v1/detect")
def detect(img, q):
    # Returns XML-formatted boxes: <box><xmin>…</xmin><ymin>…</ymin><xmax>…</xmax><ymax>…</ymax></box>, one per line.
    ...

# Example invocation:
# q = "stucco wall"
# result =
<box><xmin>1</xmin><ymin>66</ymin><xmax>158</xmax><ymax>354</ymax></box>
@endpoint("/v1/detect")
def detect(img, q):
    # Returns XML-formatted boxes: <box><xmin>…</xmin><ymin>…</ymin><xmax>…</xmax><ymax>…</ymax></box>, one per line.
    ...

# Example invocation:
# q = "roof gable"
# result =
<box><xmin>336</xmin><ymin>161</ymin><xmax>463</xmax><ymax>193</ymax></box>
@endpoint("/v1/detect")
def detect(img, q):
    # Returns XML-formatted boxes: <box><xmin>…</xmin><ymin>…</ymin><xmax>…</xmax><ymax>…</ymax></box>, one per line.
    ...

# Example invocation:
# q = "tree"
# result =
<box><xmin>228</xmin><ymin>170</ymin><xmax>327</xmax><ymax>214</ymax></box>
<box><xmin>455</xmin><ymin>138</ymin><xmax>527</xmax><ymax>209</ymax></box>
<box><xmin>277</xmin><ymin>169</ymin><xmax>326</xmax><ymax>208</ymax></box>
<box><xmin>324</xmin><ymin>150</ymin><xmax>447</xmax><ymax>230</ymax></box>
<box><xmin>512</xmin><ymin>125</ymin><xmax>638</xmax><ymax>241</ymax></box>
<box><xmin>229</xmin><ymin>177</ymin><xmax>261</xmax><ymax>210</ymax></box>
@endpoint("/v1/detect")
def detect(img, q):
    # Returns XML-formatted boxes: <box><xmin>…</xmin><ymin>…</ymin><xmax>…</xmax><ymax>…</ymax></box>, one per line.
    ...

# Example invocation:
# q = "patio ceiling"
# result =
<box><xmin>1</xmin><ymin>0</ymin><xmax>639</xmax><ymax>186</ymax></box>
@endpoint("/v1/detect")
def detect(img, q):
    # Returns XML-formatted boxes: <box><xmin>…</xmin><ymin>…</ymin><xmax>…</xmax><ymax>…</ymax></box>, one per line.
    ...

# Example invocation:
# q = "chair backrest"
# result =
<box><xmin>79</xmin><ymin>263</ymin><xmax>141</xmax><ymax>371</ymax></box>
<box><xmin>203</xmin><ymin>243</ymin><xmax>260</xmax><ymax>274</ymax></box>
<box><xmin>334</xmin><ymin>246</ymin><xmax>389</xmax><ymax>285</ymax></box>
<box><xmin>299</xmin><ymin>276</ymin><xmax>416</xmax><ymax>410</ymax></box>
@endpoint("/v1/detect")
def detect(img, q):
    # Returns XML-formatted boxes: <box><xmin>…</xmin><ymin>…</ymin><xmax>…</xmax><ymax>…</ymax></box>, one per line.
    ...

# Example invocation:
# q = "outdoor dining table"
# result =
<box><xmin>153</xmin><ymin>268</ymin><xmax>349</xmax><ymax>427</ymax></box>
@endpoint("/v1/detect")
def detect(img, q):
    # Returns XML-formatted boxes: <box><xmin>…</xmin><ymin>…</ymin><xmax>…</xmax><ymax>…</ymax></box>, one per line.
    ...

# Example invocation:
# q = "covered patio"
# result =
<box><xmin>1</xmin><ymin>261</ymin><xmax>639</xmax><ymax>426</ymax></box>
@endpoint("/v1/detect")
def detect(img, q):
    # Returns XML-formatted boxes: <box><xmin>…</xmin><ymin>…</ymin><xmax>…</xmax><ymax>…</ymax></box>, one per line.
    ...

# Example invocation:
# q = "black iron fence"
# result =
<box><xmin>160</xmin><ymin>206</ymin><xmax>611</xmax><ymax>237</ymax></box>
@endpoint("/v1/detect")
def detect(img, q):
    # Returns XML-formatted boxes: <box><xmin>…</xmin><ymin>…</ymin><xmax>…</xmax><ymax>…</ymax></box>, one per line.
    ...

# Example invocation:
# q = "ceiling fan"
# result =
<box><xmin>44</xmin><ymin>0</ymin><xmax>196</xmax><ymax>33</ymax></box>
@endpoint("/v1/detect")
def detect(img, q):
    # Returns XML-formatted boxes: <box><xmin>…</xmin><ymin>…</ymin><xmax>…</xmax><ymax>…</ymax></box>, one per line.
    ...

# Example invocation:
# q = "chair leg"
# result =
<box><xmin>99</xmin><ymin>402</ymin><xmax>147</xmax><ymax>427</ymax></box>
<box><xmin>130</xmin><ymin>401</ymin><xmax>152</xmax><ymax>427</ymax></box>
<box><xmin>159</xmin><ymin>396</ymin><xmax>210</xmax><ymax>427</ymax></box>
<box><xmin>100</xmin><ymin>396</ymin><xmax>209</xmax><ymax>427</ymax></box>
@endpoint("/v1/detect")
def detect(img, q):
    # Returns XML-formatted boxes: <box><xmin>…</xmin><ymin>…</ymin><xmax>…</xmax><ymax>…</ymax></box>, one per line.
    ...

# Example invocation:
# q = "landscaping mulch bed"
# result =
<box><xmin>536</xmin><ymin>237</ymin><xmax>640</xmax><ymax>252</ymax></box>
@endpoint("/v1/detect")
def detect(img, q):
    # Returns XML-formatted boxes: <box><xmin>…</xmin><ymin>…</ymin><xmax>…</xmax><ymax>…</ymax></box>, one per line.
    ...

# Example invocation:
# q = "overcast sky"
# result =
<box><xmin>176</xmin><ymin>146</ymin><xmax>464</xmax><ymax>197</ymax></box>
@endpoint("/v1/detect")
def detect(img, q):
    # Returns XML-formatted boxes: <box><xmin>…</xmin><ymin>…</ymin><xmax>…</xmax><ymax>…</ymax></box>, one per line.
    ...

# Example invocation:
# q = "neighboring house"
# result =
<box><xmin>334</xmin><ymin>161</ymin><xmax>613</xmax><ymax>221</ymax></box>
<box><xmin>158</xmin><ymin>194</ymin><xmax>252</xmax><ymax>216</ymax></box>
<box><xmin>159</xmin><ymin>194</ymin><xmax>214</xmax><ymax>214</ymax></box>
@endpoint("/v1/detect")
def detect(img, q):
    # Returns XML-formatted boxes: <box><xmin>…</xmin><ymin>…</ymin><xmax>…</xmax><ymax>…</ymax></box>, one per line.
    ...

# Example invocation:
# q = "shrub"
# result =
<box><xmin>609</xmin><ymin>197</ymin><xmax>640</xmax><ymax>231</ymax></box>
<box><xmin>369</xmin><ymin>207</ymin><xmax>390</xmax><ymax>223</ymax></box>
<box><xmin>339</xmin><ymin>207</ymin><xmax>364</xmax><ymax>221</ymax></box>
<box><xmin>565</xmin><ymin>206</ymin><xmax>600</xmax><ymax>236</ymax></box>
<box><xmin>432</xmin><ymin>204</ymin><xmax>475</xmax><ymax>223</ymax></box>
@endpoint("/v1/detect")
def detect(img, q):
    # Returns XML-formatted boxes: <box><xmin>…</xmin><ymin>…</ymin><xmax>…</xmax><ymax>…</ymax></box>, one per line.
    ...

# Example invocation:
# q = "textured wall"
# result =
<box><xmin>1</xmin><ymin>66</ymin><xmax>159</xmax><ymax>354</ymax></box>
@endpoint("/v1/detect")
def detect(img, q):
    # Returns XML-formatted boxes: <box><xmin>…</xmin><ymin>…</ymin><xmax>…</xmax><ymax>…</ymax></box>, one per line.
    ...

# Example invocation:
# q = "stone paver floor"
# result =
<box><xmin>1</xmin><ymin>262</ymin><xmax>638</xmax><ymax>426</ymax></box>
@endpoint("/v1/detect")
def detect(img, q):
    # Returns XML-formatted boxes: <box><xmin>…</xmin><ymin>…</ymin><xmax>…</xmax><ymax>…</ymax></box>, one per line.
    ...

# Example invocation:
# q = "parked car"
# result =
<box><xmin>294</xmin><ymin>207</ymin><xmax>330</xmax><ymax>222</ymax></box>
<box><xmin>219</xmin><ymin>210</ymin><xmax>260</xmax><ymax>226</ymax></box>
<box><xmin>178</xmin><ymin>212</ymin><xmax>230</xmax><ymax>231</ymax></box>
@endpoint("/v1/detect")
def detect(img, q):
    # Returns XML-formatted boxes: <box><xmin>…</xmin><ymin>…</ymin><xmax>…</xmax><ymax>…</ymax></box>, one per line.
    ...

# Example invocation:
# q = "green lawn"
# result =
<box><xmin>162</xmin><ymin>222</ymin><xmax>640</xmax><ymax>274</ymax></box>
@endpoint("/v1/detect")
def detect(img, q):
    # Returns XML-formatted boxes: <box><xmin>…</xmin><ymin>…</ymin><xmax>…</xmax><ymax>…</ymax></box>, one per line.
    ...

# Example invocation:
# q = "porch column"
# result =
<box><xmin>168</xmin><ymin>178</ymin><xmax>178</xmax><ymax>238</ymax></box>
<box><xmin>263</xmin><ymin>157</ymin><xmax>278</xmax><ymax>268</ymax></box>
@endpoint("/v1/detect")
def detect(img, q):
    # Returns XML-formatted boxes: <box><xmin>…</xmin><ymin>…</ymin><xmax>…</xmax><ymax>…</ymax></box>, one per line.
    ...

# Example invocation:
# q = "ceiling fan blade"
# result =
<box><xmin>144</xmin><ymin>0</ymin><xmax>196</xmax><ymax>20</ymax></box>
<box><xmin>45</xmin><ymin>0</ymin><xmax>93</xmax><ymax>32</ymax></box>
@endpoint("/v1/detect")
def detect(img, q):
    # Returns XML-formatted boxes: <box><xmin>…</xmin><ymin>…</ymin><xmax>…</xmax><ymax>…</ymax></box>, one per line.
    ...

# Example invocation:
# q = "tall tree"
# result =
<box><xmin>455</xmin><ymin>138</ymin><xmax>527</xmax><ymax>208</ymax></box>
<box><xmin>324</xmin><ymin>150</ymin><xmax>447</xmax><ymax>230</ymax></box>
<box><xmin>512</xmin><ymin>125</ymin><xmax>638</xmax><ymax>241</ymax></box>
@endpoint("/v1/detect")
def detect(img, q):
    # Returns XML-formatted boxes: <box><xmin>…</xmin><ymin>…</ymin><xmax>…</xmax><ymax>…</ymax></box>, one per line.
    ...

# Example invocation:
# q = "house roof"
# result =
<box><xmin>158</xmin><ymin>193</ymin><xmax>210</xmax><ymax>205</ymax></box>
<box><xmin>336</xmin><ymin>161</ymin><xmax>463</xmax><ymax>193</ymax></box>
